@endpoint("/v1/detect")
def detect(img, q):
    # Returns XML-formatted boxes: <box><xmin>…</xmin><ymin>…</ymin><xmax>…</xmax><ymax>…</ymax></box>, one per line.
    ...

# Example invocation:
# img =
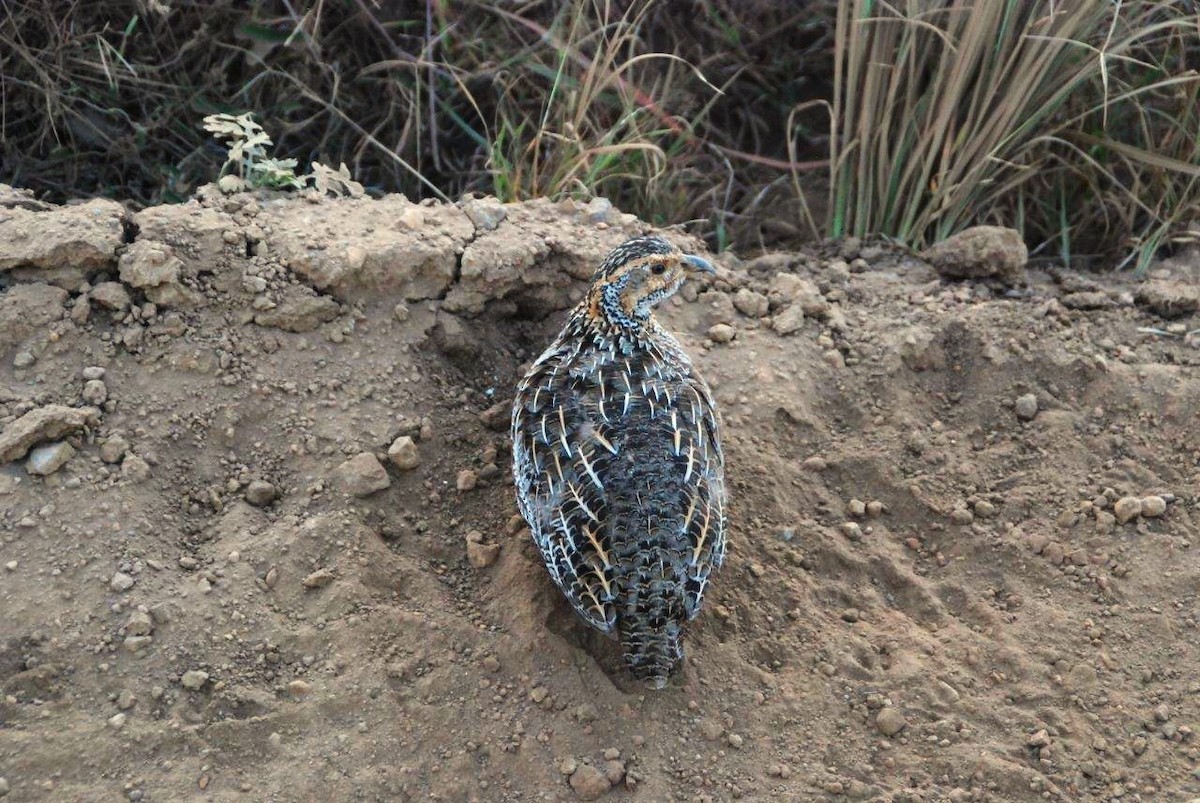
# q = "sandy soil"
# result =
<box><xmin>2</xmin><ymin>184</ymin><xmax>1200</xmax><ymax>803</ymax></box>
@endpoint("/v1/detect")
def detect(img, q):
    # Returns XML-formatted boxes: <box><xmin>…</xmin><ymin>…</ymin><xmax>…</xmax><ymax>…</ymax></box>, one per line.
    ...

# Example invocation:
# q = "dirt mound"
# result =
<box><xmin>1</xmin><ymin>187</ymin><xmax>1200</xmax><ymax>802</ymax></box>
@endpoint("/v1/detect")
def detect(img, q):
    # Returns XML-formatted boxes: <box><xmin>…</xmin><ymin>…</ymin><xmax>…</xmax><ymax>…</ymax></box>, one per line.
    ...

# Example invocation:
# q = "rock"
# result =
<box><xmin>707</xmin><ymin>323</ymin><xmax>736</xmax><ymax>343</ymax></box>
<box><xmin>949</xmin><ymin>508</ymin><xmax>974</xmax><ymax>526</ymax></box>
<box><xmin>0</xmin><ymin>198</ymin><xmax>124</xmax><ymax>273</ymax></box>
<box><xmin>116</xmin><ymin>690</ymin><xmax>137</xmax><ymax>710</ymax></box>
<box><xmin>461</xmin><ymin>197</ymin><xmax>507</xmax><ymax>231</ymax></box>
<box><xmin>1135</xmin><ymin>280</ymin><xmax>1200</xmax><ymax>319</ymax></box>
<box><xmin>244</xmin><ymin>479</ymin><xmax>277</xmax><ymax>506</ymax></box>
<box><xmin>0</xmin><ymin>776</ymin><xmax>8</xmax><ymax>796</ymax></box>
<box><xmin>0</xmin><ymin>404</ymin><xmax>99</xmax><ymax>463</ymax></box>
<box><xmin>732</xmin><ymin>288</ymin><xmax>769</xmax><ymax>318</ymax></box>
<box><xmin>25</xmin><ymin>442</ymin><xmax>75</xmax><ymax>476</ymax></box>
<box><xmin>110</xmin><ymin>572</ymin><xmax>135</xmax><ymax>592</ymax></box>
<box><xmin>89</xmin><ymin>281</ymin><xmax>131</xmax><ymax>312</ymax></box>
<box><xmin>568</xmin><ymin>764</ymin><xmax>612</xmax><ymax>801</ymax></box>
<box><xmin>122</xmin><ymin>454</ymin><xmax>151</xmax><ymax>483</ymax></box>
<box><xmin>254</xmin><ymin>287</ymin><xmax>340</xmax><ymax>333</ymax></box>
<box><xmin>100</xmin><ymin>435</ymin><xmax>129</xmax><ymax>464</ymax></box>
<box><xmin>467</xmin><ymin>539</ymin><xmax>500</xmax><ymax>569</ymax></box>
<box><xmin>82</xmin><ymin>379</ymin><xmax>108</xmax><ymax>405</ymax></box>
<box><xmin>876</xmin><ymin>707</ymin><xmax>908</xmax><ymax>737</ymax></box>
<box><xmin>776</xmin><ymin>274</ymin><xmax>830</xmax><ymax>317</ymax></box>
<box><xmin>387</xmin><ymin>436</ymin><xmax>421</xmax><ymax>470</ymax></box>
<box><xmin>1027</xmin><ymin>729</ymin><xmax>1051</xmax><ymax>748</ymax></box>
<box><xmin>921</xmin><ymin>226</ymin><xmax>1027</xmax><ymax>284</ymax></box>
<box><xmin>302</xmin><ymin>568</ymin><xmax>336</xmax><ymax>589</ymax></box>
<box><xmin>180</xmin><ymin>670</ymin><xmax>209</xmax><ymax>690</ymax></box>
<box><xmin>1140</xmin><ymin>495</ymin><xmax>1167</xmax><ymax>518</ymax></box>
<box><xmin>125</xmin><ymin>610</ymin><xmax>154</xmax><ymax>636</ymax></box>
<box><xmin>262</xmin><ymin>197</ymin><xmax>470</xmax><ymax>303</ymax></box>
<box><xmin>332</xmin><ymin>453</ymin><xmax>391</xmax><ymax>497</ymax></box>
<box><xmin>118</xmin><ymin>241</ymin><xmax>197</xmax><ymax>309</ymax></box>
<box><xmin>1014</xmin><ymin>393</ymin><xmax>1038</xmax><ymax>421</ymax></box>
<box><xmin>1113</xmin><ymin>496</ymin><xmax>1142</xmax><ymax>524</ymax></box>
<box><xmin>771</xmin><ymin>305</ymin><xmax>806</xmax><ymax>336</ymax></box>
<box><xmin>0</xmin><ymin>283</ymin><xmax>68</xmax><ymax>350</ymax></box>
<box><xmin>696</xmin><ymin>290</ymin><xmax>736</xmax><ymax>328</ymax></box>
<box><xmin>107</xmin><ymin>712</ymin><xmax>127</xmax><ymax>730</ymax></box>
<box><xmin>456</xmin><ymin>469</ymin><xmax>478</xmax><ymax>492</ymax></box>
<box><xmin>287</xmin><ymin>679</ymin><xmax>313</xmax><ymax>698</ymax></box>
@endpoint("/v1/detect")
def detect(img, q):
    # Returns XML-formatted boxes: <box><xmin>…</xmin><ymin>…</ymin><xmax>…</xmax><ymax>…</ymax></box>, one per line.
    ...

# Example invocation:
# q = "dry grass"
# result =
<box><xmin>0</xmin><ymin>0</ymin><xmax>832</xmax><ymax>252</ymax></box>
<box><xmin>4</xmin><ymin>1</ymin><xmax>1198</xmax><ymax>268</ymax></box>
<box><xmin>826</xmin><ymin>0</ymin><xmax>1200</xmax><ymax>270</ymax></box>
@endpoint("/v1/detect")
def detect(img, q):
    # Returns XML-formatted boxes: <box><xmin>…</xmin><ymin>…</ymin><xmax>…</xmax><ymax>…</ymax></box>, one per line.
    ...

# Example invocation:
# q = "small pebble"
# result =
<box><xmin>332</xmin><ymin>453</ymin><xmax>391</xmax><ymax>497</ymax></box>
<box><xmin>876</xmin><ymin>707</ymin><xmax>908</xmax><ymax>736</ymax></box>
<box><xmin>388</xmin><ymin>436</ymin><xmax>421</xmax><ymax>471</ymax></box>
<box><xmin>26</xmin><ymin>442</ymin><xmax>76</xmax><ymax>476</ymax></box>
<box><xmin>1140</xmin><ymin>495</ymin><xmax>1167</xmax><ymax>518</ymax></box>
<box><xmin>1113</xmin><ymin>496</ymin><xmax>1142</xmax><ymax>524</ymax></box>
<box><xmin>287</xmin><ymin>679</ymin><xmax>312</xmax><ymax>698</ymax></box>
<box><xmin>107</xmin><ymin>712</ymin><xmax>127</xmax><ymax>730</ymax></box>
<box><xmin>949</xmin><ymin>508</ymin><xmax>974</xmax><ymax>525</ymax></box>
<box><xmin>82</xmin><ymin>379</ymin><xmax>108</xmax><ymax>405</ymax></box>
<box><xmin>456</xmin><ymin>469</ymin><xmax>478</xmax><ymax>492</ymax></box>
<box><xmin>180</xmin><ymin>670</ymin><xmax>209</xmax><ymax>690</ymax></box>
<box><xmin>1014</xmin><ymin>393</ymin><xmax>1039</xmax><ymax>421</ymax></box>
<box><xmin>708</xmin><ymin>323</ymin><xmax>736</xmax><ymax>344</ymax></box>
<box><xmin>109</xmin><ymin>572</ymin><xmax>135</xmax><ymax>593</ymax></box>
<box><xmin>244</xmin><ymin>479</ymin><xmax>277</xmax><ymax>506</ymax></box>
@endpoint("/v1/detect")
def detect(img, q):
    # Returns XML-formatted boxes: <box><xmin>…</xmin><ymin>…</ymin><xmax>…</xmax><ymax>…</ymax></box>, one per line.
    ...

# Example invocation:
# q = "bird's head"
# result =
<box><xmin>586</xmin><ymin>235</ymin><xmax>715</xmax><ymax>330</ymax></box>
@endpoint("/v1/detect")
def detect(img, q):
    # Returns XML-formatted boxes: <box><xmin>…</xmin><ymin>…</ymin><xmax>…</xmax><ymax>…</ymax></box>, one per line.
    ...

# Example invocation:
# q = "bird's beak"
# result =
<box><xmin>682</xmin><ymin>254</ymin><xmax>716</xmax><ymax>275</ymax></box>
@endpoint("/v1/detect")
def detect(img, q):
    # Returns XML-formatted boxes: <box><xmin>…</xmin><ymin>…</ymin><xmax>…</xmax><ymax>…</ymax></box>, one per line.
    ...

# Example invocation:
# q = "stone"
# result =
<box><xmin>707</xmin><ymin>323</ymin><xmax>736</xmax><ymax>343</ymax></box>
<box><xmin>1140</xmin><ymin>495</ymin><xmax>1167</xmax><ymax>518</ymax></box>
<box><xmin>1014</xmin><ymin>393</ymin><xmax>1038</xmax><ymax>421</ymax></box>
<box><xmin>244</xmin><ymin>479</ymin><xmax>277</xmax><ymax>506</ymax></box>
<box><xmin>332</xmin><ymin>453</ymin><xmax>391</xmax><ymax>497</ymax></box>
<box><xmin>254</xmin><ymin>287</ymin><xmax>340</xmax><ymax>333</ymax></box>
<box><xmin>122</xmin><ymin>454</ymin><xmax>151</xmax><ymax>483</ymax></box>
<box><xmin>1113</xmin><ymin>496</ymin><xmax>1142</xmax><ymax>524</ymax></box>
<box><xmin>0</xmin><ymin>198</ymin><xmax>124</xmax><ymax>273</ymax></box>
<box><xmin>89</xmin><ymin>281</ymin><xmax>131</xmax><ymax>312</ymax></box>
<box><xmin>1135</xmin><ymin>280</ymin><xmax>1200</xmax><ymax>319</ymax></box>
<box><xmin>568</xmin><ymin>764</ymin><xmax>612</xmax><ymax>801</ymax></box>
<box><xmin>771</xmin><ymin>305</ymin><xmax>806</xmax><ymax>336</ymax></box>
<box><xmin>387</xmin><ymin>436</ymin><xmax>421</xmax><ymax>471</ymax></box>
<box><xmin>302</xmin><ymin>568</ymin><xmax>336</xmax><ymax>589</ymax></box>
<box><xmin>81</xmin><ymin>379</ymin><xmax>108</xmax><ymax>405</ymax></box>
<box><xmin>25</xmin><ymin>442</ymin><xmax>75</xmax><ymax>476</ymax></box>
<box><xmin>467</xmin><ymin>539</ymin><xmax>500</xmax><ymax>568</ymax></box>
<box><xmin>110</xmin><ymin>572</ymin><xmax>135</xmax><ymax>592</ymax></box>
<box><xmin>0</xmin><ymin>404</ymin><xmax>99</xmax><ymax>463</ymax></box>
<box><xmin>180</xmin><ymin>670</ymin><xmax>209</xmax><ymax>690</ymax></box>
<box><xmin>461</xmin><ymin>197</ymin><xmax>507</xmax><ymax>231</ymax></box>
<box><xmin>921</xmin><ymin>226</ymin><xmax>1027</xmax><ymax>284</ymax></box>
<box><xmin>0</xmin><ymin>283</ymin><xmax>69</xmax><ymax>351</ymax></box>
<box><xmin>732</xmin><ymin>288</ymin><xmax>769</xmax><ymax>318</ymax></box>
<box><xmin>125</xmin><ymin>610</ymin><xmax>154</xmax><ymax>636</ymax></box>
<box><xmin>877</xmin><ymin>707</ymin><xmax>908</xmax><ymax>736</ymax></box>
<box><xmin>99</xmin><ymin>435</ymin><xmax>129</xmax><ymax>464</ymax></box>
<box><xmin>118</xmin><ymin>240</ymin><xmax>197</xmax><ymax>309</ymax></box>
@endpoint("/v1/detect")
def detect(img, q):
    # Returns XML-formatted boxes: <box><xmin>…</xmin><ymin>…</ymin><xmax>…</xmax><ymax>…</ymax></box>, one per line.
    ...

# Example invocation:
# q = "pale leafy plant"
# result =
<box><xmin>202</xmin><ymin>112</ymin><xmax>363</xmax><ymax>197</ymax></box>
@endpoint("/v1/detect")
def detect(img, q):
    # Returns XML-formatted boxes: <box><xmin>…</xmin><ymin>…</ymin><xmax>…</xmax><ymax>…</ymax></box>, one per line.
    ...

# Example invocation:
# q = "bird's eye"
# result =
<box><xmin>650</xmin><ymin>263</ymin><xmax>666</xmax><ymax>275</ymax></box>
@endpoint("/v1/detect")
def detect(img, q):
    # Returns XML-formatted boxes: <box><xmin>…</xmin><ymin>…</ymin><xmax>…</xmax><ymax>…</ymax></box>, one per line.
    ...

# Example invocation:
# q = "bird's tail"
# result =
<box><xmin>617</xmin><ymin>606</ymin><xmax>684</xmax><ymax>690</ymax></box>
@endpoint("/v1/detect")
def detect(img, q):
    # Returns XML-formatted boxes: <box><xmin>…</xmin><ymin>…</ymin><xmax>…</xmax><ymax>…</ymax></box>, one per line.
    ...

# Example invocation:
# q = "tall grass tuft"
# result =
<box><xmin>827</xmin><ymin>0</ymin><xmax>1200</xmax><ymax>270</ymax></box>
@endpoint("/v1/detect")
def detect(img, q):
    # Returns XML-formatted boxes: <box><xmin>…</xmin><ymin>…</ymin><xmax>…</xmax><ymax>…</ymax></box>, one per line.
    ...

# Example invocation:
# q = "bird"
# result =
<box><xmin>510</xmin><ymin>234</ymin><xmax>727</xmax><ymax>689</ymax></box>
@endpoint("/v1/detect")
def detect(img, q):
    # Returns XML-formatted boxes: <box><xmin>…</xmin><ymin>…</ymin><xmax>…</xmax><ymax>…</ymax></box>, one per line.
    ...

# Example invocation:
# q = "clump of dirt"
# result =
<box><xmin>1</xmin><ymin>184</ymin><xmax>1200</xmax><ymax>802</ymax></box>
